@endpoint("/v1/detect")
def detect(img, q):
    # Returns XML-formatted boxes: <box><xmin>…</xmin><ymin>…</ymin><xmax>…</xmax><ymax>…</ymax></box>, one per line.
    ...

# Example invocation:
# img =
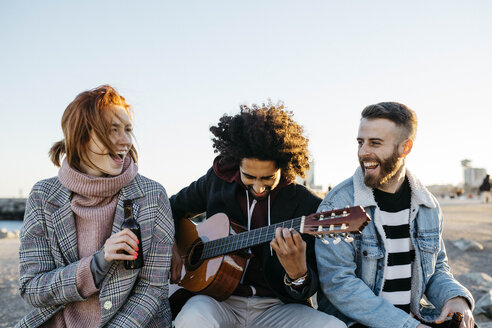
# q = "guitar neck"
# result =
<box><xmin>201</xmin><ymin>217</ymin><xmax>303</xmax><ymax>260</ymax></box>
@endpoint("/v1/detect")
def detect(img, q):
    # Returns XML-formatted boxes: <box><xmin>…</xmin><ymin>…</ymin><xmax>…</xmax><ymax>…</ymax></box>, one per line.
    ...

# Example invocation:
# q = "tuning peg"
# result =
<box><xmin>331</xmin><ymin>212</ymin><xmax>336</xmax><ymax>217</ymax></box>
<box><xmin>333</xmin><ymin>236</ymin><xmax>341</xmax><ymax>245</ymax></box>
<box><xmin>344</xmin><ymin>235</ymin><xmax>354</xmax><ymax>243</ymax></box>
<box><xmin>321</xmin><ymin>236</ymin><xmax>330</xmax><ymax>245</ymax></box>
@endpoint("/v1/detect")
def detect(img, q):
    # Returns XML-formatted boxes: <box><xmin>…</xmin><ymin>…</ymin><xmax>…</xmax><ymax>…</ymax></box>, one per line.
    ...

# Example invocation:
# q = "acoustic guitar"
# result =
<box><xmin>174</xmin><ymin>206</ymin><xmax>370</xmax><ymax>301</ymax></box>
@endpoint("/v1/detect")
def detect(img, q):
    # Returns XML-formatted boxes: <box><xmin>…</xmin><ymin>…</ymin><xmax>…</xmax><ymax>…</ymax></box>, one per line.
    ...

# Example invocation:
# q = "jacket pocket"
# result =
<box><xmin>416</xmin><ymin>231</ymin><xmax>440</xmax><ymax>284</ymax></box>
<box><xmin>357</xmin><ymin>236</ymin><xmax>384</xmax><ymax>289</ymax></box>
<box><xmin>361</xmin><ymin>241</ymin><xmax>384</xmax><ymax>258</ymax></box>
<box><xmin>353</xmin><ymin>235</ymin><xmax>384</xmax><ymax>260</ymax></box>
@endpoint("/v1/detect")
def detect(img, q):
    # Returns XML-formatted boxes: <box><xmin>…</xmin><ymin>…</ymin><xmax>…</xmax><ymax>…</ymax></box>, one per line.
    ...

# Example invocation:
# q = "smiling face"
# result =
<box><xmin>240</xmin><ymin>158</ymin><xmax>281</xmax><ymax>200</ymax></box>
<box><xmin>79</xmin><ymin>106</ymin><xmax>133</xmax><ymax>176</ymax></box>
<box><xmin>357</xmin><ymin>118</ymin><xmax>410</xmax><ymax>192</ymax></box>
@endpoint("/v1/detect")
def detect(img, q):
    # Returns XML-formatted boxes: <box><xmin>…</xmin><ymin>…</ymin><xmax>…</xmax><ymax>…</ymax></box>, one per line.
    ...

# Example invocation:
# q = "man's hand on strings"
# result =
<box><xmin>270</xmin><ymin>228</ymin><xmax>308</xmax><ymax>280</ymax></box>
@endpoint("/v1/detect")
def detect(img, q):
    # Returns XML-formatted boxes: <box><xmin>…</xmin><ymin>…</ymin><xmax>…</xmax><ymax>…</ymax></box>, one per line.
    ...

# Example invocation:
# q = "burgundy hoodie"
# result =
<box><xmin>213</xmin><ymin>157</ymin><xmax>291</xmax><ymax>297</ymax></box>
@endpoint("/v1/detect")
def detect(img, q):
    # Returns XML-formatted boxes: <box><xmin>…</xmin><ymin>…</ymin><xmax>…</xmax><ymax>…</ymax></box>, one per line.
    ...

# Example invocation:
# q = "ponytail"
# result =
<box><xmin>49</xmin><ymin>140</ymin><xmax>66</xmax><ymax>167</ymax></box>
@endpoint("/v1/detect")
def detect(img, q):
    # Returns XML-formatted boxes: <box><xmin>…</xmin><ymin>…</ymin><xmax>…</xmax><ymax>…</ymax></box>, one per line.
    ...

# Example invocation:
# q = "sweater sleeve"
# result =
<box><xmin>90</xmin><ymin>249</ymin><xmax>113</xmax><ymax>288</ymax></box>
<box><xmin>76</xmin><ymin>255</ymin><xmax>99</xmax><ymax>297</ymax></box>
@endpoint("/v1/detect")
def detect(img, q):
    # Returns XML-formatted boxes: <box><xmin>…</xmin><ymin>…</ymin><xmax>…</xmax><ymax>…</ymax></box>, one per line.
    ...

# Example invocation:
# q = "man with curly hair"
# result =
<box><xmin>170</xmin><ymin>103</ymin><xmax>346</xmax><ymax>327</ymax></box>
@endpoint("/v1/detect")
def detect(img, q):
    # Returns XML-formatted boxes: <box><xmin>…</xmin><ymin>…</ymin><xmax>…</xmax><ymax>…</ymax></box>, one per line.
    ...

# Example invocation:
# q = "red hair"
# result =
<box><xmin>49</xmin><ymin>85</ymin><xmax>138</xmax><ymax>171</ymax></box>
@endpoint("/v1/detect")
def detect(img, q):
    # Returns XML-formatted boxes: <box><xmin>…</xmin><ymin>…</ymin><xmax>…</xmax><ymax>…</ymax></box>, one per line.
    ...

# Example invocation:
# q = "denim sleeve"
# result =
<box><xmin>316</xmin><ymin>196</ymin><xmax>421</xmax><ymax>328</ymax></box>
<box><xmin>423</xmin><ymin>206</ymin><xmax>474</xmax><ymax>311</ymax></box>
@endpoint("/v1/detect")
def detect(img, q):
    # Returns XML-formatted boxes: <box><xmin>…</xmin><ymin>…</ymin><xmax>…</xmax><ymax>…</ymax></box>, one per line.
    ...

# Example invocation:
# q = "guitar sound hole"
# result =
<box><xmin>186</xmin><ymin>239</ymin><xmax>204</xmax><ymax>271</ymax></box>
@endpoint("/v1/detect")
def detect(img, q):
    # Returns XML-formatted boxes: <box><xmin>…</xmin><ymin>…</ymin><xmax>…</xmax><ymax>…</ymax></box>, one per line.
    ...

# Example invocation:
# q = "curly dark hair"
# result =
<box><xmin>210</xmin><ymin>102</ymin><xmax>310</xmax><ymax>181</ymax></box>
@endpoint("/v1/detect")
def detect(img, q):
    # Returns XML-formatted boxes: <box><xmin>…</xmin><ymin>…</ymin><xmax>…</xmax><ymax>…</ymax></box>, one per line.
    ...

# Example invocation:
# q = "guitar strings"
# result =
<box><xmin>177</xmin><ymin>219</ymin><xmax>354</xmax><ymax>261</ymax></box>
<box><xmin>187</xmin><ymin>219</ymin><xmax>304</xmax><ymax>260</ymax></box>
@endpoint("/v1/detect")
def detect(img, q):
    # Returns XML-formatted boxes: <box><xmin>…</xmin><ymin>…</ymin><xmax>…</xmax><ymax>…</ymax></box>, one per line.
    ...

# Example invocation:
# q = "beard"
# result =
<box><xmin>247</xmin><ymin>185</ymin><xmax>272</xmax><ymax>201</ymax></box>
<box><xmin>360</xmin><ymin>147</ymin><xmax>404</xmax><ymax>189</ymax></box>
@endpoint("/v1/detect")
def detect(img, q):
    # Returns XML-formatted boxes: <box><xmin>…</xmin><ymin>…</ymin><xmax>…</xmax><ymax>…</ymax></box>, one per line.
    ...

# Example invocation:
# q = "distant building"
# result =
<box><xmin>296</xmin><ymin>160</ymin><xmax>326</xmax><ymax>198</ymax></box>
<box><xmin>0</xmin><ymin>198</ymin><xmax>26</xmax><ymax>220</ymax></box>
<box><xmin>461</xmin><ymin>159</ymin><xmax>487</xmax><ymax>191</ymax></box>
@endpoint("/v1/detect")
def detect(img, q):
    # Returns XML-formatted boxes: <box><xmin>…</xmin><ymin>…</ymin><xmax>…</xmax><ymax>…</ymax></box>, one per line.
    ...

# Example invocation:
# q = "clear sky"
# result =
<box><xmin>1</xmin><ymin>1</ymin><xmax>491</xmax><ymax>198</ymax></box>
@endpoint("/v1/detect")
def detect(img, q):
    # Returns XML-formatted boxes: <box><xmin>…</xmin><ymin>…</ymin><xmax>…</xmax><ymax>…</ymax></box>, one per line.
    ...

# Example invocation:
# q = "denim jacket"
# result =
<box><xmin>315</xmin><ymin>168</ymin><xmax>474</xmax><ymax>328</ymax></box>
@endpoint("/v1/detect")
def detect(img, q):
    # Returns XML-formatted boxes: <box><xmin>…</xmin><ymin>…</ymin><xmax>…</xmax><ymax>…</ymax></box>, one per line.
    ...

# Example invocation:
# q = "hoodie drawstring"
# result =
<box><xmin>245</xmin><ymin>191</ymin><xmax>273</xmax><ymax>255</ymax></box>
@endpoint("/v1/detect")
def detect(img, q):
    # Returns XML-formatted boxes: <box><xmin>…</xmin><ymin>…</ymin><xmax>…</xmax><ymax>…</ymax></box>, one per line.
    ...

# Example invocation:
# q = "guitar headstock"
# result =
<box><xmin>301</xmin><ymin>206</ymin><xmax>371</xmax><ymax>244</ymax></box>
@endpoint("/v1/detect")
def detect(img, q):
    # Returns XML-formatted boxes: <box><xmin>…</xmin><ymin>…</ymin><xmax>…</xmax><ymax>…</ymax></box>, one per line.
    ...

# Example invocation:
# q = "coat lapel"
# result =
<box><xmin>99</xmin><ymin>176</ymin><xmax>146</xmax><ymax>324</ymax></box>
<box><xmin>46</xmin><ymin>182</ymin><xmax>80</xmax><ymax>264</ymax></box>
<box><xmin>111</xmin><ymin>176</ymin><xmax>145</xmax><ymax>233</ymax></box>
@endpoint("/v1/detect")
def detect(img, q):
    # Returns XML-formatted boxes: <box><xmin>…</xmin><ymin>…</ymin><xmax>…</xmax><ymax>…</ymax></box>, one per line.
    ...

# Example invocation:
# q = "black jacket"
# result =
<box><xmin>170</xmin><ymin>166</ymin><xmax>322</xmax><ymax>304</ymax></box>
<box><xmin>480</xmin><ymin>176</ymin><xmax>491</xmax><ymax>192</ymax></box>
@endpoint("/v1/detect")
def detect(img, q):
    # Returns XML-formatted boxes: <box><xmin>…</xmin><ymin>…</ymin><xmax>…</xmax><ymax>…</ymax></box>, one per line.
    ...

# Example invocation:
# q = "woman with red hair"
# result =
<box><xmin>17</xmin><ymin>85</ymin><xmax>174</xmax><ymax>328</ymax></box>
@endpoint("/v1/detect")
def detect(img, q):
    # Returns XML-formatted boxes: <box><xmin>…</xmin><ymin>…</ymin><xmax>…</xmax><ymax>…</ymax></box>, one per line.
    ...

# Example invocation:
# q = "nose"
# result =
<box><xmin>118</xmin><ymin>131</ymin><xmax>132</xmax><ymax>148</ymax></box>
<box><xmin>358</xmin><ymin>142</ymin><xmax>369</xmax><ymax>157</ymax></box>
<box><xmin>253</xmin><ymin>180</ymin><xmax>266</xmax><ymax>194</ymax></box>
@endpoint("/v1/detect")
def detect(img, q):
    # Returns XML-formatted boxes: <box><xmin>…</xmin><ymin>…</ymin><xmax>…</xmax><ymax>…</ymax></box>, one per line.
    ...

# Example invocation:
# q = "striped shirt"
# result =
<box><xmin>373</xmin><ymin>178</ymin><xmax>413</xmax><ymax>313</ymax></box>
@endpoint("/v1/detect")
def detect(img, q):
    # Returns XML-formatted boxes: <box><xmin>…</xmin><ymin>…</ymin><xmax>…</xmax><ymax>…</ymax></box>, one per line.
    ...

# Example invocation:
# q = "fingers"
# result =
<box><xmin>464</xmin><ymin>311</ymin><xmax>474</xmax><ymax>328</ymax></box>
<box><xmin>270</xmin><ymin>228</ymin><xmax>308</xmax><ymax>280</ymax></box>
<box><xmin>103</xmin><ymin>229</ymin><xmax>140</xmax><ymax>262</ymax></box>
<box><xmin>270</xmin><ymin>228</ymin><xmax>305</xmax><ymax>253</ymax></box>
<box><xmin>109</xmin><ymin>229</ymin><xmax>139</xmax><ymax>249</ymax></box>
<box><xmin>170</xmin><ymin>241</ymin><xmax>183</xmax><ymax>283</ymax></box>
<box><xmin>435</xmin><ymin>304</ymin><xmax>452</xmax><ymax>324</ymax></box>
<box><xmin>104</xmin><ymin>243</ymin><xmax>137</xmax><ymax>262</ymax></box>
<box><xmin>434</xmin><ymin>312</ymin><xmax>450</xmax><ymax>324</ymax></box>
<box><xmin>170</xmin><ymin>263</ymin><xmax>182</xmax><ymax>283</ymax></box>
<box><xmin>437</xmin><ymin>297</ymin><xmax>473</xmax><ymax>327</ymax></box>
<box><xmin>121</xmin><ymin>228</ymin><xmax>139</xmax><ymax>247</ymax></box>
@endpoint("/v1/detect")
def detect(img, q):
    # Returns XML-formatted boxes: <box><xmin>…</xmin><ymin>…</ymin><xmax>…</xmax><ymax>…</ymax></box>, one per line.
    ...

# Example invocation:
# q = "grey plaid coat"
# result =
<box><xmin>17</xmin><ymin>174</ymin><xmax>174</xmax><ymax>328</ymax></box>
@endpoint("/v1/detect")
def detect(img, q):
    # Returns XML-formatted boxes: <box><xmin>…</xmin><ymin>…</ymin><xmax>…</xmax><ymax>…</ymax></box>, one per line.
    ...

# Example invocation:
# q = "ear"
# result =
<box><xmin>400</xmin><ymin>139</ymin><xmax>413</xmax><ymax>157</ymax></box>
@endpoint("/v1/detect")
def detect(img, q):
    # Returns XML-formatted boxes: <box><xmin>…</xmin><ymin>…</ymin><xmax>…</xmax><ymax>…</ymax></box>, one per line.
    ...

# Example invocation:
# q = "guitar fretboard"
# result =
<box><xmin>200</xmin><ymin>217</ymin><xmax>303</xmax><ymax>260</ymax></box>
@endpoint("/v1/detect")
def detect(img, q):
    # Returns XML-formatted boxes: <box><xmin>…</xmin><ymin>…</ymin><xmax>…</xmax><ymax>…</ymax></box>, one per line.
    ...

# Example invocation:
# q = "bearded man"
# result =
<box><xmin>315</xmin><ymin>102</ymin><xmax>476</xmax><ymax>328</ymax></box>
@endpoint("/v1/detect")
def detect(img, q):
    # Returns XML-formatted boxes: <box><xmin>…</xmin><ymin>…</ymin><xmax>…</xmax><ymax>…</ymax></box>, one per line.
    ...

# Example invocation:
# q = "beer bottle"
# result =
<box><xmin>122</xmin><ymin>200</ymin><xmax>144</xmax><ymax>269</ymax></box>
<box><xmin>448</xmin><ymin>312</ymin><xmax>463</xmax><ymax>328</ymax></box>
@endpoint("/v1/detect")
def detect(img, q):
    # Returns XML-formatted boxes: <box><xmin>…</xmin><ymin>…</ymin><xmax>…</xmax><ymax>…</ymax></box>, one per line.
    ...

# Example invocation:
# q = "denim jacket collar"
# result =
<box><xmin>352</xmin><ymin>167</ymin><xmax>437</xmax><ymax>210</ymax></box>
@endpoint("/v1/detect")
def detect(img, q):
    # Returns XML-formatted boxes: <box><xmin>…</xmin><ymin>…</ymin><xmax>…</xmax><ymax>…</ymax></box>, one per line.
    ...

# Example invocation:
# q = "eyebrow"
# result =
<box><xmin>240</xmin><ymin>170</ymin><xmax>277</xmax><ymax>179</ymax></box>
<box><xmin>357</xmin><ymin>137</ymin><xmax>384</xmax><ymax>142</ymax></box>
<box><xmin>112</xmin><ymin>122</ymin><xmax>132</xmax><ymax>128</ymax></box>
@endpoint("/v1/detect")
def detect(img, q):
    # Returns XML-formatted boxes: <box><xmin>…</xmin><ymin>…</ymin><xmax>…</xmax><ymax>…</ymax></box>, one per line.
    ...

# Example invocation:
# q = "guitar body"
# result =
<box><xmin>175</xmin><ymin>213</ymin><xmax>247</xmax><ymax>301</ymax></box>
<box><xmin>173</xmin><ymin>206</ymin><xmax>370</xmax><ymax>303</ymax></box>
